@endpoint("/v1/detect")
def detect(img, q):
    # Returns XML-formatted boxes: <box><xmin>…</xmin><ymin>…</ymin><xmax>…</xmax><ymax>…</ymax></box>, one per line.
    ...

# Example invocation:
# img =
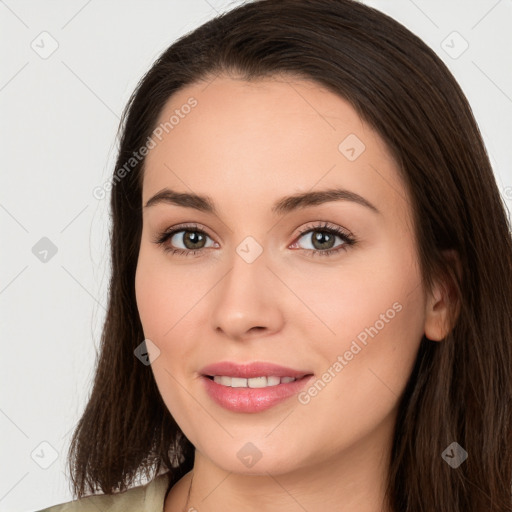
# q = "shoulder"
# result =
<box><xmin>35</xmin><ymin>472</ymin><xmax>171</xmax><ymax>512</ymax></box>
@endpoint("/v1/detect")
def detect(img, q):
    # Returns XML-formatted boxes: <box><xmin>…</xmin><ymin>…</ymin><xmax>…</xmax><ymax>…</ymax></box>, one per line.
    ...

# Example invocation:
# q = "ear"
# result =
<box><xmin>424</xmin><ymin>250</ymin><xmax>461</xmax><ymax>342</ymax></box>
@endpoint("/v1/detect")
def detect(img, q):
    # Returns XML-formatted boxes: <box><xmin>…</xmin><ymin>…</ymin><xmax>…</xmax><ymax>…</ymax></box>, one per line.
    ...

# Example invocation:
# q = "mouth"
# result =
<box><xmin>199</xmin><ymin>362</ymin><xmax>315</xmax><ymax>413</ymax></box>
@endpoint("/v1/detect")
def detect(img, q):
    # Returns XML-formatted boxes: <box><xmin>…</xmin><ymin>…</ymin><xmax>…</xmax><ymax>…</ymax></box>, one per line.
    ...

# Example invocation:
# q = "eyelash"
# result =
<box><xmin>152</xmin><ymin>221</ymin><xmax>357</xmax><ymax>258</ymax></box>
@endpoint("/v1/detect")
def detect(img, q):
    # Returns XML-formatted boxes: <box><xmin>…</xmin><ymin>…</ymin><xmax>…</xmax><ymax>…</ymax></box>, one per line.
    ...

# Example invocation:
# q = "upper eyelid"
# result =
<box><xmin>164</xmin><ymin>222</ymin><xmax>214</xmax><ymax>239</ymax></box>
<box><xmin>296</xmin><ymin>222</ymin><xmax>353</xmax><ymax>237</ymax></box>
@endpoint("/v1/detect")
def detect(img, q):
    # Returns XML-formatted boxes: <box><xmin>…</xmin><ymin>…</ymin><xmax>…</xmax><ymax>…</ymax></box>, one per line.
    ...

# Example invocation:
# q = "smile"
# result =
<box><xmin>201</xmin><ymin>373</ymin><xmax>314</xmax><ymax>413</ymax></box>
<box><xmin>209</xmin><ymin>375</ymin><xmax>297</xmax><ymax>387</ymax></box>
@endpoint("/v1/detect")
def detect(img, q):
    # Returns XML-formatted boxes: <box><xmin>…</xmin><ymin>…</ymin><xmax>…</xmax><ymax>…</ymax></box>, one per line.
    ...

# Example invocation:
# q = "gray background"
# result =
<box><xmin>1</xmin><ymin>1</ymin><xmax>511</xmax><ymax>510</ymax></box>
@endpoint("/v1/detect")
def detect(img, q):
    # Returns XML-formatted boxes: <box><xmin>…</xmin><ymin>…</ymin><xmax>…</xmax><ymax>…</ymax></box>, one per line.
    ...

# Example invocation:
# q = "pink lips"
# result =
<box><xmin>199</xmin><ymin>361</ymin><xmax>314</xmax><ymax>413</ymax></box>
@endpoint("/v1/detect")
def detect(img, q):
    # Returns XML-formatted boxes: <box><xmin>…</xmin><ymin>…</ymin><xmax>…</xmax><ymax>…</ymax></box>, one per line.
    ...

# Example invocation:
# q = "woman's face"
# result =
<box><xmin>135</xmin><ymin>75</ymin><xmax>429</xmax><ymax>476</ymax></box>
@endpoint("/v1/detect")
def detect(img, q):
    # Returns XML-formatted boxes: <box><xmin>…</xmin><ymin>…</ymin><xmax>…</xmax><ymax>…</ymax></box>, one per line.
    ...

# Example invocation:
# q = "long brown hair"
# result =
<box><xmin>67</xmin><ymin>0</ymin><xmax>512</xmax><ymax>509</ymax></box>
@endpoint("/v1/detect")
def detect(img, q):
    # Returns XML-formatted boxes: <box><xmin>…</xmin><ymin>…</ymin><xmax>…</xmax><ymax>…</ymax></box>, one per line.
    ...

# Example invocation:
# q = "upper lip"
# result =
<box><xmin>200</xmin><ymin>361</ymin><xmax>313</xmax><ymax>379</ymax></box>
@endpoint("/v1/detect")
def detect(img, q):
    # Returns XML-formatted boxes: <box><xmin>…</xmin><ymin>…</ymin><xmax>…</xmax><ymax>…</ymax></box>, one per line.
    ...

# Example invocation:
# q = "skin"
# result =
<box><xmin>134</xmin><ymin>75</ymin><xmax>452</xmax><ymax>512</ymax></box>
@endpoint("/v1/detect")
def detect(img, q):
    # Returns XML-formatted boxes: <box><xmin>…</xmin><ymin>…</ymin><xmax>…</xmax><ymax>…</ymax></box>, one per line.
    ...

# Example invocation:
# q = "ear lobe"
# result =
<box><xmin>424</xmin><ymin>250</ymin><xmax>461</xmax><ymax>342</ymax></box>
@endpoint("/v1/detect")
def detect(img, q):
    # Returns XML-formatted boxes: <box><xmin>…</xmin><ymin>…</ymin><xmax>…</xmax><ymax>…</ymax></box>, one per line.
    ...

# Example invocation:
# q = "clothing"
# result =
<box><xmin>35</xmin><ymin>472</ymin><xmax>171</xmax><ymax>512</ymax></box>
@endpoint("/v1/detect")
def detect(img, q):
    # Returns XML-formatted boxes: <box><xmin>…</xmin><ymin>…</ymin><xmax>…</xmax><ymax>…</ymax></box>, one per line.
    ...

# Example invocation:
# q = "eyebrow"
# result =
<box><xmin>144</xmin><ymin>187</ymin><xmax>380</xmax><ymax>215</ymax></box>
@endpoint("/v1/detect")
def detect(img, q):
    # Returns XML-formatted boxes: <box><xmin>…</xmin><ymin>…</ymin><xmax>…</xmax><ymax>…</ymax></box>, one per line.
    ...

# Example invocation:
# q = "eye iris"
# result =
<box><xmin>312</xmin><ymin>231</ymin><xmax>335</xmax><ymax>250</ymax></box>
<box><xmin>183</xmin><ymin>231</ymin><xmax>205</xmax><ymax>250</ymax></box>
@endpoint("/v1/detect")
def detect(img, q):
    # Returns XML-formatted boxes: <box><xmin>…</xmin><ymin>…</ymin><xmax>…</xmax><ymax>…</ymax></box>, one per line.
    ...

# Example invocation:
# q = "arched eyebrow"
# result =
<box><xmin>144</xmin><ymin>187</ymin><xmax>380</xmax><ymax>215</ymax></box>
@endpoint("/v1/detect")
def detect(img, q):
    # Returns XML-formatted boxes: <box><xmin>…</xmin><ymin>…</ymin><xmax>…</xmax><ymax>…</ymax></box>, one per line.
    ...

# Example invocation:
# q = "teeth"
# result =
<box><xmin>212</xmin><ymin>375</ymin><xmax>297</xmax><ymax>388</ymax></box>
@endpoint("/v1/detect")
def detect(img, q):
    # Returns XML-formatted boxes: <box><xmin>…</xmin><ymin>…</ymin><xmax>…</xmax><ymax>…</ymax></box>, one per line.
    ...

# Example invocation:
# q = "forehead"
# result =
<box><xmin>142</xmin><ymin>75</ymin><xmax>408</xmax><ymax>221</ymax></box>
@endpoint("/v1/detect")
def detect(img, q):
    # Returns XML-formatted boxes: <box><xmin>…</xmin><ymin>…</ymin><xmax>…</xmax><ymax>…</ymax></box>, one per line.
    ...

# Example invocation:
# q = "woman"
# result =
<box><xmin>38</xmin><ymin>0</ymin><xmax>512</xmax><ymax>510</ymax></box>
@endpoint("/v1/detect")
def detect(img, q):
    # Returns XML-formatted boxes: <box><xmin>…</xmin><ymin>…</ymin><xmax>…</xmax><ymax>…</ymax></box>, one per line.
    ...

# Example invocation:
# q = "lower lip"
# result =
<box><xmin>201</xmin><ymin>375</ymin><xmax>314</xmax><ymax>413</ymax></box>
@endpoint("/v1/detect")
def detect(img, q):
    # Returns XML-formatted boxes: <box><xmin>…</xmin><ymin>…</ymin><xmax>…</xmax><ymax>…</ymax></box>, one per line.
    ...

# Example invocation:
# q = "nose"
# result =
<box><xmin>210</xmin><ymin>245</ymin><xmax>285</xmax><ymax>342</ymax></box>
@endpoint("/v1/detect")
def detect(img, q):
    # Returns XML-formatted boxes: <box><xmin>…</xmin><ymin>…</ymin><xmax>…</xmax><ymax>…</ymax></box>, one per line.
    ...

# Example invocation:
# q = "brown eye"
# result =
<box><xmin>173</xmin><ymin>230</ymin><xmax>208</xmax><ymax>250</ymax></box>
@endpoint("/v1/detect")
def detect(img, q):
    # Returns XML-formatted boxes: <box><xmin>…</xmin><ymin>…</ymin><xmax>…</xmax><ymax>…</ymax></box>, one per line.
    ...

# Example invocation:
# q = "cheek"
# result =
<box><xmin>135</xmin><ymin>246</ymin><xmax>201</xmax><ymax>339</ymax></box>
<box><xmin>282</xmin><ymin>250</ymin><xmax>425</xmax><ymax>457</ymax></box>
<box><xmin>293</xmin><ymin>237</ymin><xmax>425</xmax><ymax>399</ymax></box>
<box><xmin>134</xmin><ymin>248</ymin><xmax>212</xmax><ymax>406</ymax></box>
<box><xmin>288</xmin><ymin>239</ymin><xmax>423</xmax><ymax>352</ymax></box>
<box><xmin>135</xmin><ymin>249</ymin><xmax>197</xmax><ymax>423</ymax></box>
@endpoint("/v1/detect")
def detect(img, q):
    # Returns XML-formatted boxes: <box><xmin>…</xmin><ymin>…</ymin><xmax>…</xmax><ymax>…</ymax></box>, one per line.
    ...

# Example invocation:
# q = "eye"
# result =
<box><xmin>292</xmin><ymin>221</ymin><xmax>356</xmax><ymax>257</ymax></box>
<box><xmin>152</xmin><ymin>223</ymin><xmax>217</xmax><ymax>256</ymax></box>
<box><xmin>152</xmin><ymin>221</ymin><xmax>357</xmax><ymax>258</ymax></box>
